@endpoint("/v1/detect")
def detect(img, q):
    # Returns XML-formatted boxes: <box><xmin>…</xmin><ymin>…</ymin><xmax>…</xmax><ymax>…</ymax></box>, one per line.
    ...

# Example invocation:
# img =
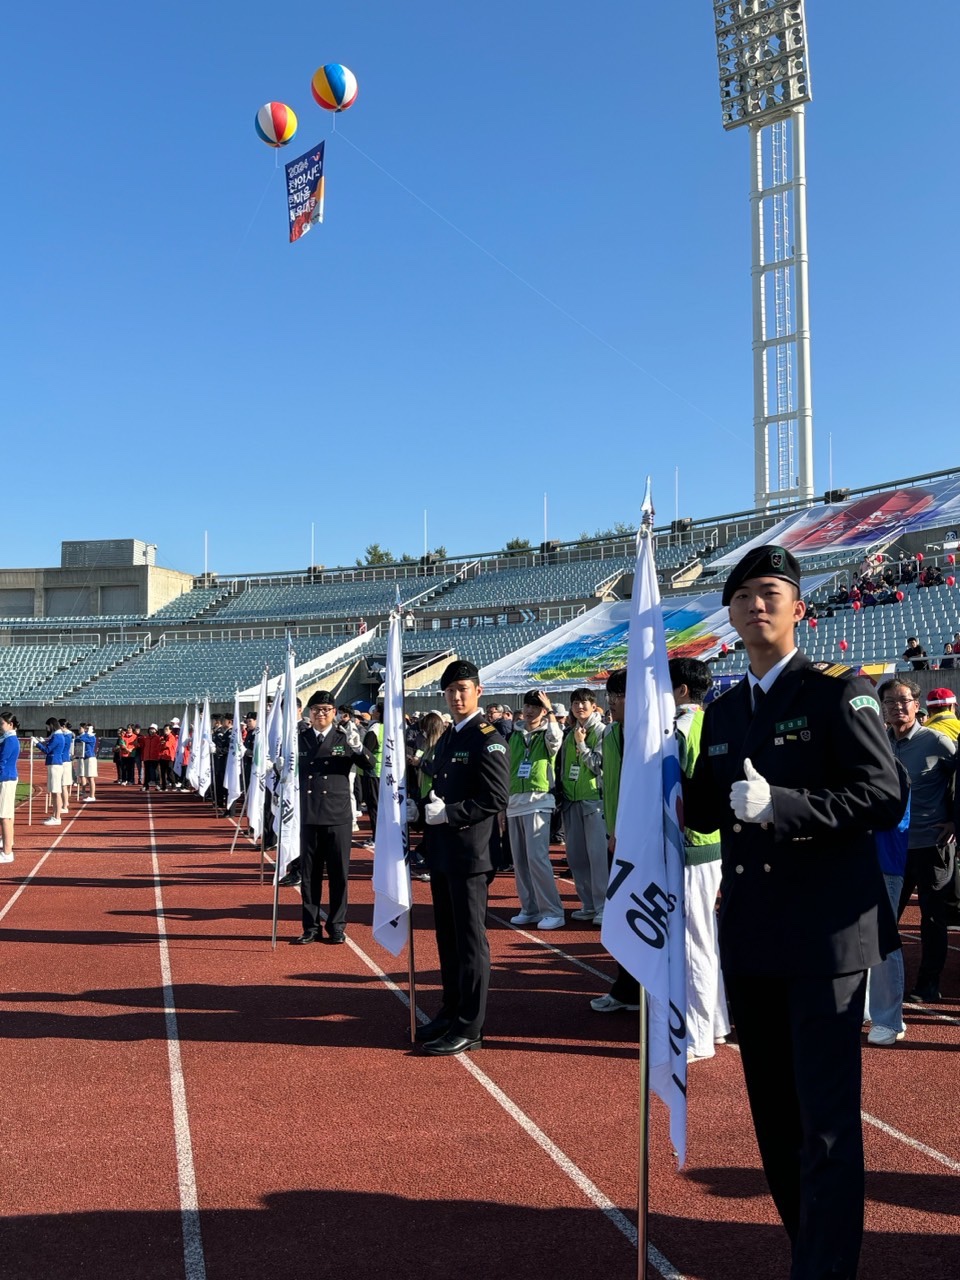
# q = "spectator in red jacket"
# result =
<box><xmin>157</xmin><ymin>724</ymin><xmax>177</xmax><ymax>792</ymax></box>
<box><xmin>138</xmin><ymin>724</ymin><xmax>164</xmax><ymax>792</ymax></box>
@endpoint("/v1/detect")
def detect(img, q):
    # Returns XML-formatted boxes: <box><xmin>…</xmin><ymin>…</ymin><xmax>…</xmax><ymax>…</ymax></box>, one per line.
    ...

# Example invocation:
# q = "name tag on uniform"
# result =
<box><xmin>775</xmin><ymin>717</ymin><xmax>807</xmax><ymax>733</ymax></box>
<box><xmin>517</xmin><ymin>762</ymin><xmax>532</xmax><ymax>779</ymax></box>
<box><xmin>708</xmin><ymin>744</ymin><xmax>728</xmax><ymax>756</ymax></box>
<box><xmin>568</xmin><ymin>765</ymin><xmax>581</xmax><ymax>781</ymax></box>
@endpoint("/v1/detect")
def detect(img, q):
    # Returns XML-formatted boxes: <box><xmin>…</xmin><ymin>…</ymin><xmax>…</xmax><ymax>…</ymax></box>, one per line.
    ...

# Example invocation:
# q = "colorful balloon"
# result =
<box><xmin>916</xmin><ymin>553</ymin><xmax>924</xmax><ymax>562</ymax></box>
<box><xmin>852</xmin><ymin>600</ymin><xmax>861</xmax><ymax>611</ymax></box>
<box><xmin>948</xmin><ymin>576</ymin><xmax>956</xmax><ymax>587</ymax></box>
<box><xmin>808</xmin><ymin>617</ymin><xmax>818</xmax><ymax>628</ymax></box>
<box><xmin>948</xmin><ymin>554</ymin><xmax>956</xmax><ymax>565</ymax></box>
<box><xmin>311</xmin><ymin>63</ymin><xmax>358</xmax><ymax>112</ymax></box>
<box><xmin>720</xmin><ymin>643</ymin><xmax>729</xmax><ymax>655</ymax></box>
<box><xmin>255</xmin><ymin>101</ymin><xmax>298</xmax><ymax>147</ymax></box>
<box><xmin>839</xmin><ymin>639</ymin><xmax>849</xmax><ymax>652</ymax></box>
<box><xmin>895</xmin><ymin>590</ymin><xmax>904</xmax><ymax>602</ymax></box>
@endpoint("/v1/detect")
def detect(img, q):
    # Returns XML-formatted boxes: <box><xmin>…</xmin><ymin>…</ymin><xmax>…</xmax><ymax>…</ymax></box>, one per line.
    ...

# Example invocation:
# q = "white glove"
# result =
<box><xmin>730</xmin><ymin>758</ymin><xmax>773</xmax><ymax>823</ymax></box>
<box><xmin>344</xmin><ymin>724</ymin><xmax>362</xmax><ymax>750</ymax></box>
<box><xmin>272</xmin><ymin>756</ymin><xmax>284</xmax><ymax>773</ymax></box>
<box><xmin>32</xmin><ymin>737</ymin><xmax>42</xmax><ymax>747</ymax></box>
<box><xmin>405</xmin><ymin>797</ymin><xmax>420</xmax><ymax>822</ymax></box>
<box><xmin>424</xmin><ymin>789</ymin><xmax>447</xmax><ymax>825</ymax></box>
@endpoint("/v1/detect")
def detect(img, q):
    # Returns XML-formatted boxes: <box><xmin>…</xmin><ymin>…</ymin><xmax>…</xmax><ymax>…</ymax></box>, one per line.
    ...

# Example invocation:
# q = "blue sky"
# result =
<box><xmin>4</xmin><ymin>3</ymin><xmax>958</xmax><ymax>576</ymax></box>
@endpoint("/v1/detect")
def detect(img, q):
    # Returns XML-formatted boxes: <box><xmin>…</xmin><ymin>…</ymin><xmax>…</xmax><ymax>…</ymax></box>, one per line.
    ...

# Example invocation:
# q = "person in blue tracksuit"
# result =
<box><xmin>0</xmin><ymin>709</ymin><xmax>21</xmax><ymax>863</ymax></box>
<box><xmin>34</xmin><ymin>718</ymin><xmax>71</xmax><ymax>826</ymax></box>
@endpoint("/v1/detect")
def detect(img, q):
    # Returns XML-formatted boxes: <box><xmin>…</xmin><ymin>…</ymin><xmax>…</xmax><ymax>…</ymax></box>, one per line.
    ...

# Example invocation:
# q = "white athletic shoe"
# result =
<box><xmin>510</xmin><ymin>912</ymin><xmax>541</xmax><ymax>926</ymax></box>
<box><xmin>867</xmin><ymin>1025</ymin><xmax>905</xmax><ymax>1046</ymax></box>
<box><xmin>83</xmin><ymin>797</ymin><xmax>96</xmax><ymax>803</ymax></box>
<box><xmin>536</xmin><ymin>915</ymin><xmax>566</xmax><ymax>930</ymax></box>
<box><xmin>0</xmin><ymin>852</ymin><xmax>14</xmax><ymax>864</ymax></box>
<box><xmin>43</xmin><ymin>816</ymin><xmax>62</xmax><ymax>827</ymax></box>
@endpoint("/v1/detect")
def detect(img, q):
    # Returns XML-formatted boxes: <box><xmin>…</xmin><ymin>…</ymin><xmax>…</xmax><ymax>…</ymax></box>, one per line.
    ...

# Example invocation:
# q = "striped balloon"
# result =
<box><xmin>255</xmin><ymin>101</ymin><xmax>298</xmax><ymax>147</ymax></box>
<box><xmin>311</xmin><ymin>63</ymin><xmax>358</xmax><ymax>112</ymax></box>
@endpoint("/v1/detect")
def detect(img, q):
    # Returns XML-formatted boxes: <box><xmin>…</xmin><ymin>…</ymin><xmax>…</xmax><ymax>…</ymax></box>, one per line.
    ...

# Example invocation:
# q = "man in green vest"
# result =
<box><xmin>669</xmin><ymin>656</ymin><xmax>730</xmax><ymax>1061</ymax></box>
<box><xmin>558</xmin><ymin>688</ymin><xmax>608</xmax><ymax>924</ymax></box>
<box><xmin>589</xmin><ymin>667</ymin><xmax>641</xmax><ymax>1013</ymax></box>
<box><xmin>507</xmin><ymin>689</ymin><xmax>566</xmax><ymax>929</ymax></box>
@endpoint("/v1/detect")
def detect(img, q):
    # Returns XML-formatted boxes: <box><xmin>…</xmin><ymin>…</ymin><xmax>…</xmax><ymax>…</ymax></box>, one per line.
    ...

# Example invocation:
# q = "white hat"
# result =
<box><xmin>171</xmin><ymin>717</ymin><xmax>180</xmax><ymax>725</ymax></box>
<box><xmin>553</xmin><ymin>703</ymin><xmax>567</xmax><ymax>716</ymax></box>
<box><xmin>149</xmin><ymin>722</ymin><xmax>158</xmax><ymax>729</ymax></box>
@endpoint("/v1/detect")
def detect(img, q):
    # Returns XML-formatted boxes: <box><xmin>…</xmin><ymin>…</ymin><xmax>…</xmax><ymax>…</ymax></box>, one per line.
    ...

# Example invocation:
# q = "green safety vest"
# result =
<box><xmin>368</xmin><ymin>722</ymin><xmax>384</xmax><ymax>778</ymax></box>
<box><xmin>601</xmin><ymin>723</ymin><xmax>622</xmax><ymax>835</ymax></box>
<box><xmin>559</xmin><ymin>724</ymin><xmax>601</xmax><ymax>803</ymax></box>
<box><xmin>675</xmin><ymin>705</ymin><xmax>720</xmax><ymax>865</ymax></box>
<box><xmin>509</xmin><ymin>729</ymin><xmax>555</xmax><ymax>795</ymax></box>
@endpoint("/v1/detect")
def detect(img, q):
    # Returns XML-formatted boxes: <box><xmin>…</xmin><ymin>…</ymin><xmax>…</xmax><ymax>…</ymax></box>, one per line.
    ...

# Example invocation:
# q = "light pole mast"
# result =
<box><xmin>713</xmin><ymin>1</ymin><xmax>814</xmax><ymax>510</ymax></box>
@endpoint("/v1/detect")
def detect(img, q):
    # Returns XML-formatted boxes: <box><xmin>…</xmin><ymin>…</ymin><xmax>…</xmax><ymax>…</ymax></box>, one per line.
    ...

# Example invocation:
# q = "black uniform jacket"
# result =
<box><xmin>684</xmin><ymin>652</ymin><xmax>904</xmax><ymax>978</ymax></box>
<box><xmin>421</xmin><ymin>715</ymin><xmax>510</xmax><ymax>877</ymax></box>
<box><xmin>298</xmin><ymin>724</ymin><xmax>373</xmax><ymax>827</ymax></box>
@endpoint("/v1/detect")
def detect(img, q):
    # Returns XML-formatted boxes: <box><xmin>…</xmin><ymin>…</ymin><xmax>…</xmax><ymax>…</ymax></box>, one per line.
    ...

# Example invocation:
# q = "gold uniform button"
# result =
<box><xmin>735</xmin><ymin>864</ymin><xmax>744</xmax><ymax>874</ymax></box>
<box><xmin>732</xmin><ymin>822</ymin><xmax>742</xmax><ymax>833</ymax></box>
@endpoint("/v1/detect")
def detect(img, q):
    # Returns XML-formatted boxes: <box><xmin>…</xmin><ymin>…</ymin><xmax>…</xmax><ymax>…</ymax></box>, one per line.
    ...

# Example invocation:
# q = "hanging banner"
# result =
<box><xmin>285</xmin><ymin>141</ymin><xmax>325</xmax><ymax>243</ymax></box>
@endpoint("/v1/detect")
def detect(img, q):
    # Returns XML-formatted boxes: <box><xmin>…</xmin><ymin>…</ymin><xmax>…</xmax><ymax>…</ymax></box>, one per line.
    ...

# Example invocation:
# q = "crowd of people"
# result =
<box><xmin>2</xmin><ymin>537</ymin><xmax>958</xmax><ymax>1278</ymax></box>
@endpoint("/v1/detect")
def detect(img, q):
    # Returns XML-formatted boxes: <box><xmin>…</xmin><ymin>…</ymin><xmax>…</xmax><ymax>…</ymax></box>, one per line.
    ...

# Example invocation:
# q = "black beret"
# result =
<box><xmin>307</xmin><ymin>690</ymin><xmax>336</xmax><ymax>708</ymax></box>
<box><xmin>722</xmin><ymin>544</ymin><xmax>802</xmax><ymax>606</ymax></box>
<box><xmin>440</xmin><ymin>660</ymin><xmax>480</xmax><ymax>690</ymax></box>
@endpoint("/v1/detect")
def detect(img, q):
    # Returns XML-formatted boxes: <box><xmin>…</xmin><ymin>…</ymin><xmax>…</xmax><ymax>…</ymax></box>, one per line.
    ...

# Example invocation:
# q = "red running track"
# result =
<box><xmin>0</xmin><ymin>781</ymin><xmax>957</xmax><ymax>1279</ymax></box>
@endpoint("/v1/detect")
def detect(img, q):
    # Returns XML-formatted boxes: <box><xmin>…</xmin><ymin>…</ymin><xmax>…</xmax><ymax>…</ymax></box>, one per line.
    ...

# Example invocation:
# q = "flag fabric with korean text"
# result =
<box><xmin>600</xmin><ymin>479</ymin><xmax>688</xmax><ymax>1166</ymax></box>
<box><xmin>265</xmin><ymin>682</ymin><xmax>283</xmax><ymax>797</ymax></box>
<box><xmin>173</xmin><ymin>702</ymin><xmax>190</xmax><ymax>778</ymax></box>
<box><xmin>225</xmin><ymin>689</ymin><xmax>244</xmax><ymax>810</ymax></box>
<box><xmin>247</xmin><ymin>668</ymin><xmax>269</xmax><ymax>842</ymax></box>
<box><xmin>196</xmin><ymin>698</ymin><xmax>213</xmax><ymax>799</ymax></box>
<box><xmin>274</xmin><ymin>641</ymin><xmax>300</xmax><ymax>879</ymax></box>
<box><xmin>371</xmin><ymin>606</ymin><xmax>412</xmax><ymax>955</ymax></box>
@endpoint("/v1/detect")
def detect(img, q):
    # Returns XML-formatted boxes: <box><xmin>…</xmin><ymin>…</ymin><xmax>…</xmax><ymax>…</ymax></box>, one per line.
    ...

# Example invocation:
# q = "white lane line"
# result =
<box><xmin>862</xmin><ymin>1112</ymin><xmax>960</xmax><ymax>1173</ymax></box>
<box><xmin>343</xmin><ymin>934</ymin><xmax>686</xmax><ymax>1280</ymax></box>
<box><xmin>899</xmin><ymin>930</ymin><xmax>960</xmax><ymax>954</ymax></box>
<box><xmin>147</xmin><ymin>797</ymin><xmax>207</xmax><ymax>1280</ymax></box>
<box><xmin>489</xmin><ymin>912</ymin><xmax>611</xmax><ymax>982</ymax></box>
<box><xmin>0</xmin><ymin>809</ymin><xmax>84</xmax><ymax>923</ymax></box>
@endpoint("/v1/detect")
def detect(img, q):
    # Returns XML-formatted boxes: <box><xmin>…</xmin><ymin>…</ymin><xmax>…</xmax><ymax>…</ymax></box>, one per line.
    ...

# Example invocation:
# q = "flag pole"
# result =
<box><xmin>270</xmin><ymin>794</ymin><xmax>283</xmax><ymax>949</ymax></box>
<box><xmin>28</xmin><ymin>739</ymin><xmax>34</xmax><ymax>826</ymax></box>
<box><xmin>637</xmin><ymin>987</ymin><xmax>650</xmax><ymax>1279</ymax></box>
<box><xmin>407</xmin><ymin>878</ymin><xmax>418</xmax><ymax>1043</ymax></box>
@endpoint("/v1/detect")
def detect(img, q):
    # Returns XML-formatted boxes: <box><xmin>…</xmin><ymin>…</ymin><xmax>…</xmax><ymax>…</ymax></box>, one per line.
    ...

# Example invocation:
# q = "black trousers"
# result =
<box><xmin>898</xmin><ymin>844</ymin><xmax>954</xmax><ymax>986</ymax></box>
<box><xmin>300</xmin><ymin>823</ymin><xmax>352</xmax><ymax>934</ymax></box>
<box><xmin>361</xmin><ymin>774</ymin><xmax>379</xmax><ymax>836</ymax></box>
<box><xmin>429</xmin><ymin>867</ymin><xmax>494</xmax><ymax>1039</ymax></box>
<box><xmin>725</xmin><ymin>970</ymin><xmax>867</xmax><ymax>1280</ymax></box>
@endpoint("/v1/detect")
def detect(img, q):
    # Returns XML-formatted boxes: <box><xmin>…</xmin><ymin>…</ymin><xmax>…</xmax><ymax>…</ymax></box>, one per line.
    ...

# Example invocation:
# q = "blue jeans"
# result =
<box><xmin>866</xmin><ymin>873</ymin><xmax>905</xmax><ymax>1031</ymax></box>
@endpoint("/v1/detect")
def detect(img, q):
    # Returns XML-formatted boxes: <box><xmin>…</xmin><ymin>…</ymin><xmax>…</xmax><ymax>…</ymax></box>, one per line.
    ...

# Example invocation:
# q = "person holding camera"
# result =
<box><xmin>507</xmin><ymin>689</ymin><xmax>566</xmax><ymax>929</ymax></box>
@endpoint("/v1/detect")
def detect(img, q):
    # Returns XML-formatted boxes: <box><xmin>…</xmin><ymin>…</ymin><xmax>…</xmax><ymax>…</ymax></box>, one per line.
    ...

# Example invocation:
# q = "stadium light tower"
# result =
<box><xmin>713</xmin><ymin>1</ymin><xmax>814</xmax><ymax>510</ymax></box>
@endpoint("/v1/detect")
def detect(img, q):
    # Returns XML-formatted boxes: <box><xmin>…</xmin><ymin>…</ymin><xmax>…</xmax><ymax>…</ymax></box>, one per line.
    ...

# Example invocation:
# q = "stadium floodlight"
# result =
<box><xmin>714</xmin><ymin>1</ymin><xmax>811</xmax><ymax>130</ymax></box>
<box><xmin>713</xmin><ymin>0</ymin><xmax>814</xmax><ymax>511</ymax></box>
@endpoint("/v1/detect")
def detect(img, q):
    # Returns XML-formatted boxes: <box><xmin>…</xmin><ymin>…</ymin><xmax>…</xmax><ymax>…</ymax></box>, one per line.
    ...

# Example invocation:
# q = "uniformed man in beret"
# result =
<box><xmin>417</xmin><ymin>659</ymin><xmax>510</xmax><ymax>1056</ymax></box>
<box><xmin>292</xmin><ymin>690</ymin><xmax>375</xmax><ymax>945</ymax></box>
<box><xmin>683</xmin><ymin>544</ymin><xmax>905</xmax><ymax>1280</ymax></box>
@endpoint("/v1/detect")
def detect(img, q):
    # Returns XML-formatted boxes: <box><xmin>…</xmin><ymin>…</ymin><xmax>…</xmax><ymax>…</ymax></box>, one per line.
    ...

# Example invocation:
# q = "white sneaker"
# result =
<box><xmin>867</xmin><ymin>1025</ymin><xmax>905</xmax><ymax>1046</ymax></box>
<box><xmin>43</xmin><ymin>816</ymin><xmax>62</xmax><ymax>826</ymax></box>
<box><xmin>537</xmin><ymin>914</ymin><xmax>566</xmax><ymax>930</ymax></box>
<box><xmin>83</xmin><ymin>797</ymin><xmax>96</xmax><ymax>803</ymax></box>
<box><xmin>590</xmin><ymin>994</ymin><xmax>640</xmax><ymax>1013</ymax></box>
<box><xmin>571</xmin><ymin>907</ymin><xmax>596</xmax><ymax>921</ymax></box>
<box><xmin>510</xmin><ymin>911</ymin><xmax>541</xmax><ymax>925</ymax></box>
<box><xmin>0</xmin><ymin>851</ymin><xmax>14</xmax><ymax>864</ymax></box>
<box><xmin>687</xmin><ymin>1046</ymin><xmax>715</xmax><ymax>1063</ymax></box>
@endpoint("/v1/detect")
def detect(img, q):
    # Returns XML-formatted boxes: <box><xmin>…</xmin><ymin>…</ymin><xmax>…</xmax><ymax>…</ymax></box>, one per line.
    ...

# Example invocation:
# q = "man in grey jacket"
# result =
<box><xmin>880</xmin><ymin>676</ymin><xmax>956</xmax><ymax>1002</ymax></box>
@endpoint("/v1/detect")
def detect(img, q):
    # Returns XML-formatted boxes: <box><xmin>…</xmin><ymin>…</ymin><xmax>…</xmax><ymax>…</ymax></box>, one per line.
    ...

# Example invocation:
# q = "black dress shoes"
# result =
<box><xmin>325</xmin><ymin>930</ymin><xmax>346</xmax><ymax>945</ymax></box>
<box><xmin>421</xmin><ymin>1031</ymin><xmax>483</xmax><ymax>1056</ymax></box>
<box><xmin>290</xmin><ymin>931</ymin><xmax>320</xmax><ymax>945</ymax></box>
<box><xmin>278</xmin><ymin>871</ymin><xmax>301</xmax><ymax>887</ymax></box>
<box><xmin>414</xmin><ymin>1015</ymin><xmax>453</xmax><ymax>1043</ymax></box>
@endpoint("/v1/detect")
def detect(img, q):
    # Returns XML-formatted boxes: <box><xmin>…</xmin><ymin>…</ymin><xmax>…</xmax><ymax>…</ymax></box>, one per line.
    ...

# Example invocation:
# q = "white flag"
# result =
<box><xmin>275</xmin><ymin>640</ymin><xmax>300</xmax><ymax>878</ymax></box>
<box><xmin>196</xmin><ymin>697</ymin><xmax>213</xmax><ymax>798</ymax></box>
<box><xmin>264</xmin><ymin>681</ymin><xmax>284</xmax><ymax>796</ymax></box>
<box><xmin>225</xmin><ymin>688</ymin><xmax>244</xmax><ymax>809</ymax></box>
<box><xmin>372</xmin><ymin>608</ymin><xmax>412</xmax><ymax>955</ymax></box>
<box><xmin>600</xmin><ymin>479</ymin><xmax>688</xmax><ymax>1166</ymax></box>
<box><xmin>185</xmin><ymin>701</ymin><xmax>201</xmax><ymax>790</ymax></box>
<box><xmin>247</xmin><ymin>668</ymin><xmax>269</xmax><ymax>842</ymax></box>
<box><xmin>173</xmin><ymin>702</ymin><xmax>190</xmax><ymax>778</ymax></box>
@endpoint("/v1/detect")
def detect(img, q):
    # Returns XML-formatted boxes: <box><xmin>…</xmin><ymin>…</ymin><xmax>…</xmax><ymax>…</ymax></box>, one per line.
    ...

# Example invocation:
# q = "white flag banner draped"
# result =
<box><xmin>196</xmin><ymin>697</ymin><xmax>213</xmax><ymax>798</ymax></box>
<box><xmin>265</xmin><ymin>683</ymin><xmax>284</xmax><ymax>796</ymax></box>
<box><xmin>372</xmin><ymin>608</ymin><xmax>412</xmax><ymax>955</ymax></box>
<box><xmin>247</xmin><ymin>668</ymin><xmax>269</xmax><ymax>842</ymax></box>
<box><xmin>225</xmin><ymin>688</ymin><xmax>244</xmax><ymax>809</ymax></box>
<box><xmin>185</xmin><ymin>701</ymin><xmax>201</xmax><ymax>790</ymax></box>
<box><xmin>600</xmin><ymin>479</ymin><xmax>689</xmax><ymax>1166</ymax></box>
<box><xmin>173</xmin><ymin>702</ymin><xmax>190</xmax><ymax>778</ymax></box>
<box><xmin>275</xmin><ymin>641</ymin><xmax>300</xmax><ymax>878</ymax></box>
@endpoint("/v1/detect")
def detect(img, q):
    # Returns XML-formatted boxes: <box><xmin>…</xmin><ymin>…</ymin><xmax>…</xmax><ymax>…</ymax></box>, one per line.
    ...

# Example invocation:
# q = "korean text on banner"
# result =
<box><xmin>285</xmin><ymin>141</ymin><xmax>325</xmax><ymax>243</ymax></box>
<box><xmin>372</xmin><ymin>609</ymin><xmax>412</xmax><ymax>955</ymax></box>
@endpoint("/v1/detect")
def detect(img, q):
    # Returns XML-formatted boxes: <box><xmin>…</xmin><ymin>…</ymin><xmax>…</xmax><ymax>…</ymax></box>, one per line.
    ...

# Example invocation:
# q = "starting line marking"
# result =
<box><xmin>146</xmin><ymin>797</ymin><xmax>208</xmax><ymax>1280</ymax></box>
<box><xmin>341</xmin><ymin>931</ymin><xmax>687</xmax><ymax>1280</ymax></box>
